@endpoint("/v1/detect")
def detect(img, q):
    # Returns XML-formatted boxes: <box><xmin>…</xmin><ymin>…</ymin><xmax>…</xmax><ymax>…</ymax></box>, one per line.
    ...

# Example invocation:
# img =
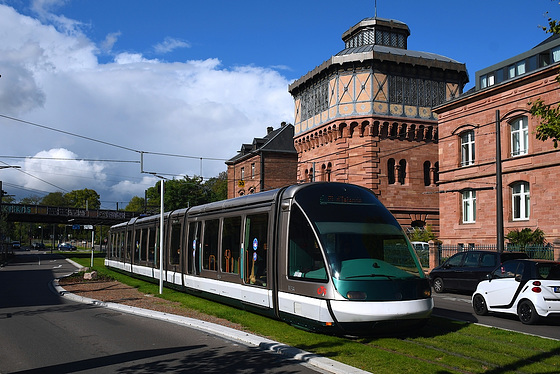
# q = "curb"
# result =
<box><xmin>56</xmin><ymin>263</ymin><xmax>370</xmax><ymax>374</ymax></box>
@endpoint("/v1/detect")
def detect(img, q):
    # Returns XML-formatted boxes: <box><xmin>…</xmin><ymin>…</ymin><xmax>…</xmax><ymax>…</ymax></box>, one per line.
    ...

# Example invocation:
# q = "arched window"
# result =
<box><xmin>433</xmin><ymin>162</ymin><xmax>439</xmax><ymax>184</ymax></box>
<box><xmin>423</xmin><ymin>161</ymin><xmax>431</xmax><ymax>186</ymax></box>
<box><xmin>512</xmin><ymin>181</ymin><xmax>530</xmax><ymax>220</ymax></box>
<box><xmin>398</xmin><ymin>159</ymin><xmax>407</xmax><ymax>184</ymax></box>
<box><xmin>387</xmin><ymin>158</ymin><xmax>395</xmax><ymax>184</ymax></box>
<box><xmin>510</xmin><ymin>116</ymin><xmax>528</xmax><ymax>157</ymax></box>
<box><xmin>326</xmin><ymin>162</ymin><xmax>332</xmax><ymax>182</ymax></box>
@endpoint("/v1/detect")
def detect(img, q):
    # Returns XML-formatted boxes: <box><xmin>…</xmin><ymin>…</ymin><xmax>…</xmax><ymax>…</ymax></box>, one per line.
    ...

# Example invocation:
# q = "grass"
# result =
<box><xmin>67</xmin><ymin>254</ymin><xmax>560</xmax><ymax>374</ymax></box>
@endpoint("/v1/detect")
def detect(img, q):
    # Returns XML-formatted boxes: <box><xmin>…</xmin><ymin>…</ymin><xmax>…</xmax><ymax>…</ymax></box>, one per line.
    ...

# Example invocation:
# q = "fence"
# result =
<box><xmin>435</xmin><ymin>244</ymin><xmax>555</xmax><ymax>266</ymax></box>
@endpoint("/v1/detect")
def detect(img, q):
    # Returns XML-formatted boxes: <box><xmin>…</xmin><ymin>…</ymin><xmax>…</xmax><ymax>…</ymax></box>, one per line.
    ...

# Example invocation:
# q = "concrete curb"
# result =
<box><xmin>55</xmin><ymin>264</ymin><xmax>370</xmax><ymax>374</ymax></box>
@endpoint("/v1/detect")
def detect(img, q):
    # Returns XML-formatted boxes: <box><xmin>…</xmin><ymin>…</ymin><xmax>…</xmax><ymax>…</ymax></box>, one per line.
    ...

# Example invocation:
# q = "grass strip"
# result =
<box><xmin>67</xmin><ymin>255</ymin><xmax>560</xmax><ymax>374</ymax></box>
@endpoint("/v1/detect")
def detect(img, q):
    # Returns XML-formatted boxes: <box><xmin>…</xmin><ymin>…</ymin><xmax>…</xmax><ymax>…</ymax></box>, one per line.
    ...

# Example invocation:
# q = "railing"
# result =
<box><xmin>435</xmin><ymin>244</ymin><xmax>555</xmax><ymax>266</ymax></box>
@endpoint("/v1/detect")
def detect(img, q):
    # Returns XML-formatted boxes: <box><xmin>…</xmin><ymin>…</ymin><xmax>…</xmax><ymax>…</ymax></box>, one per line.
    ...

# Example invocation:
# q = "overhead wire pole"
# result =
<box><xmin>495</xmin><ymin>110</ymin><xmax>504</xmax><ymax>253</ymax></box>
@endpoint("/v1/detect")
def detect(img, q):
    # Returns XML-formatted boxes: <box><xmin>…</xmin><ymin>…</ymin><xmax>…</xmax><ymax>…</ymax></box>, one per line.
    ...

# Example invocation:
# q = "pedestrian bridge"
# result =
<box><xmin>1</xmin><ymin>203</ymin><xmax>139</xmax><ymax>226</ymax></box>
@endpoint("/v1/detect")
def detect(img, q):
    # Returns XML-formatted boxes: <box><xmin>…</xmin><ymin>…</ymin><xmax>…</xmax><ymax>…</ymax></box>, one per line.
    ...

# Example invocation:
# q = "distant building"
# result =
<box><xmin>226</xmin><ymin>123</ymin><xmax>297</xmax><ymax>199</ymax></box>
<box><xmin>434</xmin><ymin>34</ymin><xmax>560</xmax><ymax>245</ymax></box>
<box><xmin>288</xmin><ymin>17</ymin><xmax>468</xmax><ymax>232</ymax></box>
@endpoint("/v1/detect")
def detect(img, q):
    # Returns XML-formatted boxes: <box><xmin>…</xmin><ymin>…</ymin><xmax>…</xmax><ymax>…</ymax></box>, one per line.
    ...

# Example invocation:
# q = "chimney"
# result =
<box><xmin>267</xmin><ymin>126</ymin><xmax>274</xmax><ymax>134</ymax></box>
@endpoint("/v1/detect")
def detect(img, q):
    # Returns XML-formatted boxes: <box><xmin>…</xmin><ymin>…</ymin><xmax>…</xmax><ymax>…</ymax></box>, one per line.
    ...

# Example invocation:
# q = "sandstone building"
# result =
<box><xmin>288</xmin><ymin>17</ymin><xmax>468</xmax><ymax>232</ymax></box>
<box><xmin>434</xmin><ymin>34</ymin><xmax>560</xmax><ymax>246</ymax></box>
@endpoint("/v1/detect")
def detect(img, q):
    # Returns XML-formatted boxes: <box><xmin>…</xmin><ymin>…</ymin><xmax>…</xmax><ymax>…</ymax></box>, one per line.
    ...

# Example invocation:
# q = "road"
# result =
<box><xmin>432</xmin><ymin>291</ymin><xmax>560</xmax><ymax>340</ymax></box>
<box><xmin>0</xmin><ymin>252</ymin><xmax>325</xmax><ymax>374</ymax></box>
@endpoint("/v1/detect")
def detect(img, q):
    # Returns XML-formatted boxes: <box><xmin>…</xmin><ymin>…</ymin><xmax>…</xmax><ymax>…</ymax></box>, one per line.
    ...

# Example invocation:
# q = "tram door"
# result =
<box><xmin>244</xmin><ymin>213</ymin><xmax>269</xmax><ymax>287</ymax></box>
<box><xmin>187</xmin><ymin>221</ymin><xmax>201</xmax><ymax>275</ymax></box>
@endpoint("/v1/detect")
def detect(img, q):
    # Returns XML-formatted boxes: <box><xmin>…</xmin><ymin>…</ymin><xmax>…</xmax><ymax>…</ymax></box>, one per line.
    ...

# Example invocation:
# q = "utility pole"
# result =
<box><xmin>496</xmin><ymin>110</ymin><xmax>504</xmax><ymax>253</ymax></box>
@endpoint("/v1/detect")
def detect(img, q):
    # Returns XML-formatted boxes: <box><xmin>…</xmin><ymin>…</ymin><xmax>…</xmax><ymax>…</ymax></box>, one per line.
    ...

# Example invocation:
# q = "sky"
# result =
<box><xmin>0</xmin><ymin>0</ymin><xmax>558</xmax><ymax>209</ymax></box>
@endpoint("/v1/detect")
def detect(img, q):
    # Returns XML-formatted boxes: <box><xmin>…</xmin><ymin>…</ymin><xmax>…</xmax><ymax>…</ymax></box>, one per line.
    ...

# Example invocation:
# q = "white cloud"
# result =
<box><xmin>18</xmin><ymin>148</ymin><xmax>107</xmax><ymax>192</ymax></box>
<box><xmin>0</xmin><ymin>4</ymin><xmax>294</xmax><ymax>206</ymax></box>
<box><xmin>154</xmin><ymin>37</ymin><xmax>190</xmax><ymax>54</ymax></box>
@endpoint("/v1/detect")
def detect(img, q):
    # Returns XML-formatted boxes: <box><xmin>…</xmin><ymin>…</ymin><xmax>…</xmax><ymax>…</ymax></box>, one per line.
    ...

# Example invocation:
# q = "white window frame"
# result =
<box><xmin>460</xmin><ymin>130</ymin><xmax>475</xmax><ymax>166</ymax></box>
<box><xmin>512</xmin><ymin>182</ymin><xmax>530</xmax><ymax>221</ymax></box>
<box><xmin>462</xmin><ymin>190</ymin><xmax>476</xmax><ymax>224</ymax></box>
<box><xmin>511</xmin><ymin>117</ymin><xmax>528</xmax><ymax>157</ymax></box>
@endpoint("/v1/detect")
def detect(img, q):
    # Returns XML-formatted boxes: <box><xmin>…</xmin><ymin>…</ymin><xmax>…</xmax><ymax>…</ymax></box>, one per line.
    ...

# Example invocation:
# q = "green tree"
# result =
<box><xmin>19</xmin><ymin>195</ymin><xmax>42</xmax><ymax>205</ymax></box>
<box><xmin>205</xmin><ymin>171</ymin><xmax>228</xmax><ymax>201</ymax></box>
<box><xmin>125</xmin><ymin>196</ymin><xmax>145</xmax><ymax>212</ymax></box>
<box><xmin>65</xmin><ymin>188</ymin><xmax>100</xmax><ymax>209</ymax></box>
<box><xmin>506</xmin><ymin>228</ymin><xmax>546</xmax><ymax>247</ymax></box>
<box><xmin>530</xmin><ymin>11</ymin><xmax>560</xmax><ymax>147</ymax></box>
<box><xmin>41</xmin><ymin>192</ymin><xmax>68</xmax><ymax>206</ymax></box>
<box><xmin>407</xmin><ymin>225</ymin><xmax>438</xmax><ymax>243</ymax></box>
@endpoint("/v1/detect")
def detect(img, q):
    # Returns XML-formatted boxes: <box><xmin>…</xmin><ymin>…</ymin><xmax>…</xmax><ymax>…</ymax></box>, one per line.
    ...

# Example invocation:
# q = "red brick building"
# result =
<box><xmin>434</xmin><ymin>35</ymin><xmax>560</xmax><ymax>246</ymax></box>
<box><xmin>226</xmin><ymin>123</ymin><xmax>297</xmax><ymax>198</ymax></box>
<box><xmin>288</xmin><ymin>17</ymin><xmax>468</xmax><ymax>232</ymax></box>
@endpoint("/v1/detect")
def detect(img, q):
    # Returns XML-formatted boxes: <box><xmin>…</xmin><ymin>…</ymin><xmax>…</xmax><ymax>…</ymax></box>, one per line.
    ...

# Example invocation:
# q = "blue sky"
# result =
<box><xmin>0</xmin><ymin>0</ymin><xmax>558</xmax><ymax>207</ymax></box>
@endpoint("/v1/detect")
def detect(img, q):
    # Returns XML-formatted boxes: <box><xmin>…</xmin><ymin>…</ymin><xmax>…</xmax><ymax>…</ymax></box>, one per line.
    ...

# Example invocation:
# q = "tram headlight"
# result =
<box><xmin>423</xmin><ymin>288</ymin><xmax>432</xmax><ymax>297</ymax></box>
<box><xmin>346</xmin><ymin>291</ymin><xmax>367</xmax><ymax>300</ymax></box>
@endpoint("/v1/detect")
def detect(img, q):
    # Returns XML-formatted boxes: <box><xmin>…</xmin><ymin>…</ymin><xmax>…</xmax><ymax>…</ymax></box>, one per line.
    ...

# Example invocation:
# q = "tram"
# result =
<box><xmin>106</xmin><ymin>182</ymin><xmax>433</xmax><ymax>335</ymax></box>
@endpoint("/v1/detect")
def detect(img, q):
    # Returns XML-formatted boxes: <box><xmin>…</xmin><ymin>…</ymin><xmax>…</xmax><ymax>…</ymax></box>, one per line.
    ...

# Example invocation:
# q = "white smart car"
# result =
<box><xmin>472</xmin><ymin>259</ymin><xmax>560</xmax><ymax>324</ymax></box>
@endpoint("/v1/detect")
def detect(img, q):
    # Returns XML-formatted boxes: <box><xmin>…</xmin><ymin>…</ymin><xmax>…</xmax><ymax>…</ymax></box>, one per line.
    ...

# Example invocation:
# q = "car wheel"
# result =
<box><xmin>432</xmin><ymin>277</ymin><xmax>445</xmax><ymax>293</ymax></box>
<box><xmin>472</xmin><ymin>294</ymin><xmax>488</xmax><ymax>316</ymax></box>
<box><xmin>517</xmin><ymin>300</ymin><xmax>539</xmax><ymax>325</ymax></box>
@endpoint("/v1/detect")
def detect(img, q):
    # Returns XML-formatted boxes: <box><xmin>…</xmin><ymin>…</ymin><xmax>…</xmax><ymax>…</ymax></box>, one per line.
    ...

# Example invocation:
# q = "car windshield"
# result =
<box><xmin>294</xmin><ymin>184</ymin><xmax>423</xmax><ymax>280</ymax></box>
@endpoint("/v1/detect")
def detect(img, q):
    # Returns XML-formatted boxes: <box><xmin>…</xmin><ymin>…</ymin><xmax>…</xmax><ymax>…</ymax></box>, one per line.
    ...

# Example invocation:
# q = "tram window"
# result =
<box><xmin>134</xmin><ymin>229</ymin><xmax>141</xmax><ymax>263</ymax></box>
<box><xmin>222</xmin><ymin>216</ymin><xmax>241</xmax><ymax>274</ymax></box>
<box><xmin>125</xmin><ymin>230</ymin><xmax>132</xmax><ymax>260</ymax></box>
<box><xmin>288</xmin><ymin>205</ymin><xmax>327</xmax><ymax>281</ymax></box>
<box><xmin>140</xmin><ymin>228</ymin><xmax>148</xmax><ymax>262</ymax></box>
<box><xmin>187</xmin><ymin>221</ymin><xmax>201</xmax><ymax>274</ymax></box>
<box><xmin>169</xmin><ymin>221</ymin><xmax>181</xmax><ymax>265</ymax></box>
<box><xmin>147</xmin><ymin>227</ymin><xmax>156</xmax><ymax>262</ymax></box>
<box><xmin>203</xmin><ymin>219</ymin><xmax>219</xmax><ymax>271</ymax></box>
<box><xmin>244</xmin><ymin>213</ymin><xmax>269</xmax><ymax>286</ymax></box>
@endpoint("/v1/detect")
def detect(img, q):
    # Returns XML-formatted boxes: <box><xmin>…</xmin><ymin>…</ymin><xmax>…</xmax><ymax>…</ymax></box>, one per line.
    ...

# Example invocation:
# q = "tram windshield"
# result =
<box><xmin>294</xmin><ymin>184</ymin><xmax>423</xmax><ymax>281</ymax></box>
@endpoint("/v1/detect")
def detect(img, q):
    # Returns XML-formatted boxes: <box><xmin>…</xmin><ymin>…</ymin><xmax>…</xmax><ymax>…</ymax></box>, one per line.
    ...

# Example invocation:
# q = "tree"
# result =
<box><xmin>530</xmin><ymin>12</ymin><xmax>560</xmax><ymax>147</ymax></box>
<box><xmin>19</xmin><ymin>195</ymin><xmax>42</xmax><ymax>205</ymax></box>
<box><xmin>41</xmin><ymin>192</ymin><xmax>68</xmax><ymax>206</ymax></box>
<box><xmin>65</xmin><ymin>188</ymin><xmax>100</xmax><ymax>209</ymax></box>
<box><xmin>205</xmin><ymin>171</ymin><xmax>228</xmax><ymax>202</ymax></box>
<box><xmin>142</xmin><ymin>173</ymin><xmax>227</xmax><ymax>213</ymax></box>
<box><xmin>125</xmin><ymin>196</ymin><xmax>145</xmax><ymax>212</ymax></box>
<box><xmin>407</xmin><ymin>225</ymin><xmax>438</xmax><ymax>243</ymax></box>
<box><xmin>506</xmin><ymin>228</ymin><xmax>546</xmax><ymax>247</ymax></box>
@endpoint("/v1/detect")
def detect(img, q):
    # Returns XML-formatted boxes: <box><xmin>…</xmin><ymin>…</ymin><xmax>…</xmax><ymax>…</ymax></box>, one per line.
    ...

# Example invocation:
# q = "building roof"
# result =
<box><xmin>289</xmin><ymin>17</ymin><xmax>467</xmax><ymax>93</ymax></box>
<box><xmin>225</xmin><ymin>123</ymin><xmax>296</xmax><ymax>164</ymax></box>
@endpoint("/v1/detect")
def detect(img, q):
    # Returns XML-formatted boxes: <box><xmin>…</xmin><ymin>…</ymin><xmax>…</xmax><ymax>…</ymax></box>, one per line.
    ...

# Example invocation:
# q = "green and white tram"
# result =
<box><xmin>106</xmin><ymin>182</ymin><xmax>432</xmax><ymax>335</ymax></box>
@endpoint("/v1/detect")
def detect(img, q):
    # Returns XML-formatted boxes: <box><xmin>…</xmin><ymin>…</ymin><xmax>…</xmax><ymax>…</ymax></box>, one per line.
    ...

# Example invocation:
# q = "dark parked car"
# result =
<box><xmin>57</xmin><ymin>242</ymin><xmax>77</xmax><ymax>251</ymax></box>
<box><xmin>32</xmin><ymin>242</ymin><xmax>46</xmax><ymax>250</ymax></box>
<box><xmin>11</xmin><ymin>241</ymin><xmax>21</xmax><ymax>249</ymax></box>
<box><xmin>429</xmin><ymin>250</ymin><xmax>528</xmax><ymax>293</ymax></box>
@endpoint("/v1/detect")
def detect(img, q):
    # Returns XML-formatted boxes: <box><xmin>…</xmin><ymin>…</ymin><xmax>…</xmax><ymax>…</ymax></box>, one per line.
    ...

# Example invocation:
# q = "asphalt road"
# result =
<box><xmin>432</xmin><ymin>291</ymin><xmax>560</xmax><ymax>340</ymax></box>
<box><xmin>0</xmin><ymin>252</ymin><xmax>325</xmax><ymax>374</ymax></box>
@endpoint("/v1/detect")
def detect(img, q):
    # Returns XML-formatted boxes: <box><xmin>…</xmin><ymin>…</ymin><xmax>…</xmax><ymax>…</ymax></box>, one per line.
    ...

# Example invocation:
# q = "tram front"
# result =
<box><xmin>281</xmin><ymin>182</ymin><xmax>433</xmax><ymax>335</ymax></box>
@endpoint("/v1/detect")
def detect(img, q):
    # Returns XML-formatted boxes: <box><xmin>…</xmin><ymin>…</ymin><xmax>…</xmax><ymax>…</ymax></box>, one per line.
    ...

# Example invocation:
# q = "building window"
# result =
<box><xmin>553</xmin><ymin>46</ymin><xmax>560</xmax><ymax>63</ymax></box>
<box><xmin>398</xmin><ymin>159</ymin><xmax>407</xmax><ymax>184</ymax></box>
<box><xmin>510</xmin><ymin>117</ymin><xmax>528</xmax><ymax>157</ymax></box>
<box><xmin>387</xmin><ymin>158</ymin><xmax>395</xmax><ymax>185</ymax></box>
<box><xmin>462</xmin><ymin>190</ymin><xmax>476</xmax><ymax>224</ymax></box>
<box><xmin>240</xmin><ymin>167</ymin><xmax>245</xmax><ymax>181</ymax></box>
<box><xmin>512</xmin><ymin>182</ymin><xmax>530</xmax><ymax>221</ymax></box>
<box><xmin>460</xmin><ymin>130</ymin><xmax>475</xmax><ymax>166</ymax></box>
<box><xmin>251</xmin><ymin>163</ymin><xmax>255</xmax><ymax>179</ymax></box>
<box><xmin>423</xmin><ymin>161</ymin><xmax>431</xmax><ymax>186</ymax></box>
